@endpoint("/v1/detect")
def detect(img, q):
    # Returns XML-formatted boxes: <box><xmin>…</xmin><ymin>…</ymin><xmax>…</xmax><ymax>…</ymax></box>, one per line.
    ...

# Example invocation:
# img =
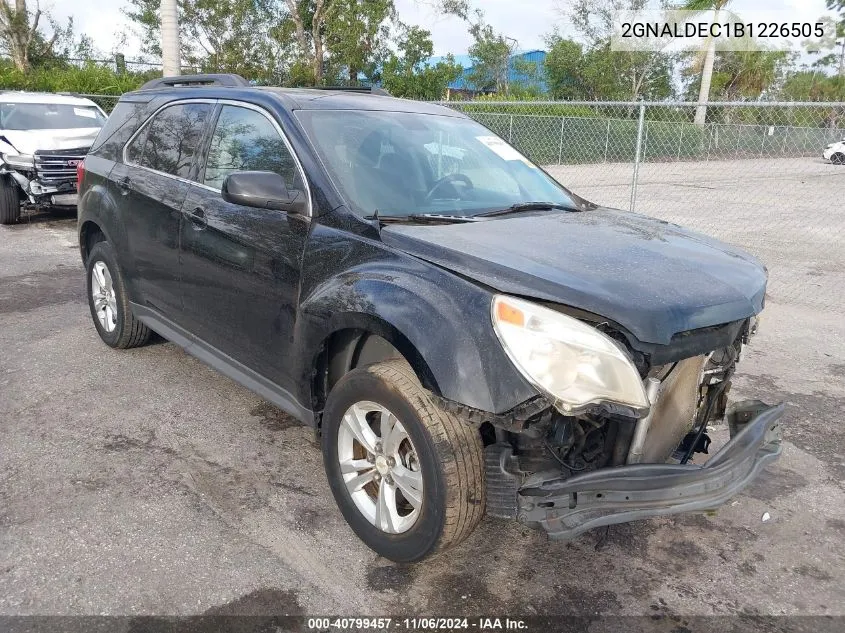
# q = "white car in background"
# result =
<box><xmin>0</xmin><ymin>91</ymin><xmax>106</xmax><ymax>224</ymax></box>
<box><xmin>823</xmin><ymin>138</ymin><xmax>845</xmax><ymax>165</ymax></box>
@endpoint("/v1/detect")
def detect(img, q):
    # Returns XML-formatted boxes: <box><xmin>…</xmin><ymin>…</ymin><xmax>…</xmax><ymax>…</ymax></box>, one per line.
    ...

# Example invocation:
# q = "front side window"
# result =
<box><xmin>0</xmin><ymin>103</ymin><xmax>105</xmax><ymax>130</ymax></box>
<box><xmin>128</xmin><ymin>103</ymin><xmax>212</xmax><ymax>179</ymax></box>
<box><xmin>295</xmin><ymin>109</ymin><xmax>575</xmax><ymax>218</ymax></box>
<box><xmin>203</xmin><ymin>105</ymin><xmax>303</xmax><ymax>191</ymax></box>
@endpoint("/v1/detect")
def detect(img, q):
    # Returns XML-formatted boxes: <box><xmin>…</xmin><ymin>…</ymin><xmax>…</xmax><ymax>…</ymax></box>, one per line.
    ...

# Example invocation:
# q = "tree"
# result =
<box><xmin>279</xmin><ymin>0</ymin><xmax>332</xmax><ymax>83</ymax></box>
<box><xmin>125</xmin><ymin>0</ymin><xmax>279</xmax><ymax>80</ymax></box>
<box><xmin>0</xmin><ymin>0</ymin><xmax>54</xmax><ymax>71</ymax></box>
<box><xmin>461</xmin><ymin>8</ymin><xmax>516</xmax><ymax>93</ymax></box>
<box><xmin>682</xmin><ymin>0</ymin><xmax>734</xmax><ymax>124</ymax></box>
<box><xmin>545</xmin><ymin>33</ymin><xmax>674</xmax><ymax>100</ymax></box>
<box><xmin>325</xmin><ymin>0</ymin><xmax>394</xmax><ymax>84</ymax></box>
<box><xmin>380</xmin><ymin>24</ymin><xmax>461</xmax><ymax>99</ymax></box>
<box><xmin>683</xmin><ymin>44</ymin><xmax>792</xmax><ymax>103</ymax></box>
<box><xmin>553</xmin><ymin>0</ymin><xmax>676</xmax><ymax>100</ymax></box>
<box><xmin>825</xmin><ymin>0</ymin><xmax>845</xmax><ymax>77</ymax></box>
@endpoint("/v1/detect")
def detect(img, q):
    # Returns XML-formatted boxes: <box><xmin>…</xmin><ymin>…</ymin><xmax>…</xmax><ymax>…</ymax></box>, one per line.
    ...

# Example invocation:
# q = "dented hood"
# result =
<box><xmin>380</xmin><ymin>208</ymin><xmax>767</xmax><ymax>345</ymax></box>
<box><xmin>0</xmin><ymin>128</ymin><xmax>99</xmax><ymax>155</ymax></box>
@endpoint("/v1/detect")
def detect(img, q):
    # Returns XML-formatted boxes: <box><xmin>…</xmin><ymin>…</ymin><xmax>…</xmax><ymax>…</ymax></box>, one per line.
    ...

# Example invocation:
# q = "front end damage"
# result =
<box><xmin>1</xmin><ymin>147</ymin><xmax>87</xmax><ymax>208</ymax></box>
<box><xmin>478</xmin><ymin>314</ymin><xmax>783</xmax><ymax>538</ymax></box>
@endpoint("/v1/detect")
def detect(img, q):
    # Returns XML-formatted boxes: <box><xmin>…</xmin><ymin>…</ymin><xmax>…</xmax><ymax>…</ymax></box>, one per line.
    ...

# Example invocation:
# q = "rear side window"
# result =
<box><xmin>127</xmin><ymin>102</ymin><xmax>212</xmax><ymax>179</ymax></box>
<box><xmin>202</xmin><ymin>105</ymin><xmax>303</xmax><ymax>191</ymax></box>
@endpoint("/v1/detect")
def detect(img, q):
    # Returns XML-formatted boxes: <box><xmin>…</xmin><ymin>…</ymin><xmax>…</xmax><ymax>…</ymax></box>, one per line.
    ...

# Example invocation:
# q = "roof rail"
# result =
<box><xmin>138</xmin><ymin>74</ymin><xmax>250</xmax><ymax>91</ymax></box>
<box><xmin>309</xmin><ymin>85</ymin><xmax>391</xmax><ymax>97</ymax></box>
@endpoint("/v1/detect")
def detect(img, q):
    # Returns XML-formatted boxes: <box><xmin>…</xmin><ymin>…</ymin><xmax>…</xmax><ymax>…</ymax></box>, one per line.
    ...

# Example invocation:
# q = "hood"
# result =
<box><xmin>380</xmin><ymin>208</ymin><xmax>767</xmax><ymax>345</ymax></box>
<box><xmin>0</xmin><ymin>128</ymin><xmax>100</xmax><ymax>155</ymax></box>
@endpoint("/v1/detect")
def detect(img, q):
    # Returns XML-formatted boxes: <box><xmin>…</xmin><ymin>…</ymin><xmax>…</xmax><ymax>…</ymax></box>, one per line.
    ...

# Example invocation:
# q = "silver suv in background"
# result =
<box><xmin>0</xmin><ymin>91</ymin><xmax>106</xmax><ymax>224</ymax></box>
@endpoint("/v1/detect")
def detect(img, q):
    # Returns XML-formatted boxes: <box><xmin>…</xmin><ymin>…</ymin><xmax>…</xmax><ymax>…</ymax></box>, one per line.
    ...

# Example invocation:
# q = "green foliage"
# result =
<box><xmin>0</xmin><ymin>59</ymin><xmax>151</xmax><ymax>95</ymax></box>
<box><xmin>324</xmin><ymin>0</ymin><xmax>394</xmax><ymax>83</ymax></box>
<box><xmin>466</xmin><ymin>19</ymin><xmax>512</xmax><ymax>93</ymax></box>
<box><xmin>781</xmin><ymin>70</ymin><xmax>845</xmax><ymax>101</ymax></box>
<box><xmin>380</xmin><ymin>26</ymin><xmax>461</xmax><ymax>100</ymax></box>
<box><xmin>124</xmin><ymin>0</ymin><xmax>280</xmax><ymax>81</ymax></box>
<box><xmin>545</xmin><ymin>35</ymin><xmax>674</xmax><ymax>100</ymax></box>
<box><xmin>682</xmin><ymin>45</ymin><xmax>793</xmax><ymax>102</ymax></box>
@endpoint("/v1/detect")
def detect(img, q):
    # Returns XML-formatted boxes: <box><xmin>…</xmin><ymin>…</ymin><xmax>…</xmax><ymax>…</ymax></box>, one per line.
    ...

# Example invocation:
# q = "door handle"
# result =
<box><xmin>117</xmin><ymin>176</ymin><xmax>131</xmax><ymax>195</ymax></box>
<box><xmin>187</xmin><ymin>207</ymin><xmax>208</xmax><ymax>229</ymax></box>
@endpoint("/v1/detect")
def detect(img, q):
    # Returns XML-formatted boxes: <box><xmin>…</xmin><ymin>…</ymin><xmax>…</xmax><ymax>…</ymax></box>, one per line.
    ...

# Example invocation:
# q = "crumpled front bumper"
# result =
<box><xmin>518</xmin><ymin>403</ymin><xmax>784</xmax><ymax>540</ymax></box>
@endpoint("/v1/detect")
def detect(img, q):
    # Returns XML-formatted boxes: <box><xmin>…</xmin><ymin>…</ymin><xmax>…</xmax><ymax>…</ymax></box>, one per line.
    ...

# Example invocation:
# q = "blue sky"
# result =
<box><xmin>45</xmin><ymin>0</ymin><xmax>833</xmax><ymax>60</ymax></box>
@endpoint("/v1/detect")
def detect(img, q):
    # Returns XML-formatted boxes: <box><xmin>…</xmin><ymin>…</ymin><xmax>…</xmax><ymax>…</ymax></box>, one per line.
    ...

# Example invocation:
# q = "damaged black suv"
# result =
<box><xmin>78</xmin><ymin>74</ymin><xmax>782</xmax><ymax>562</ymax></box>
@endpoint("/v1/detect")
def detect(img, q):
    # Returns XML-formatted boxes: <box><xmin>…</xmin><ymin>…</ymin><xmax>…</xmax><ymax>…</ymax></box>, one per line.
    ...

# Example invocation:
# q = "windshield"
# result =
<box><xmin>296</xmin><ymin>109</ymin><xmax>575</xmax><ymax>217</ymax></box>
<box><xmin>0</xmin><ymin>103</ymin><xmax>106</xmax><ymax>131</ymax></box>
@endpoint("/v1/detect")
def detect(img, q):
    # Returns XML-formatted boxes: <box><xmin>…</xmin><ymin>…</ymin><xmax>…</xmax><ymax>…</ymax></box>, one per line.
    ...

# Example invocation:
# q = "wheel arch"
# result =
<box><xmin>311</xmin><ymin>317</ymin><xmax>440</xmax><ymax>427</ymax></box>
<box><xmin>79</xmin><ymin>219</ymin><xmax>108</xmax><ymax>264</ymax></box>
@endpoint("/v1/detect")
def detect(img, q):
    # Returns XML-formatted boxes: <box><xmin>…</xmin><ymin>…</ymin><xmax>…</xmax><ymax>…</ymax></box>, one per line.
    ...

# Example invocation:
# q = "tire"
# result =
<box><xmin>0</xmin><ymin>175</ymin><xmax>21</xmax><ymax>225</ymax></box>
<box><xmin>85</xmin><ymin>241</ymin><xmax>151</xmax><ymax>349</ymax></box>
<box><xmin>831</xmin><ymin>153</ymin><xmax>845</xmax><ymax>165</ymax></box>
<box><xmin>322</xmin><ymin>360</ymin><xmax>485</xmax><ymax>562</ymax></box>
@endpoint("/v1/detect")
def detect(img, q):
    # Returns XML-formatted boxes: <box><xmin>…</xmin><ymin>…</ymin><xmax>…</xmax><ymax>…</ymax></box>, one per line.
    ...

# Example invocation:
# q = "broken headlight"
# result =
<box><xmin>491</xmin><ymin>295</ymin><xmax>649</xmax><ymax>415</ymax></box>
<box><xmin>2</xmin><ymin>153</ymin><xmax>34</xmax><ymax>169</ymax></box>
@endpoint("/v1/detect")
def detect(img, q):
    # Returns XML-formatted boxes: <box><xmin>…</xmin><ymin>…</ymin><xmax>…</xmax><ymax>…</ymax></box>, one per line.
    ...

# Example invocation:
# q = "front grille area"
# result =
<box><xmin>33</xmin><ymin>148</ymin><xmax>88</xmax><ymax>186</ymax></box>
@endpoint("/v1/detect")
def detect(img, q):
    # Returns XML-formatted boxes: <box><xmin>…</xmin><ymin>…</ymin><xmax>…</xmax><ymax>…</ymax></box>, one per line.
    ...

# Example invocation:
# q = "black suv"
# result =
<box><xmin>78</xmin><ymin>74</ymin><xmax>783</xmax><ymax>562</ymax></box>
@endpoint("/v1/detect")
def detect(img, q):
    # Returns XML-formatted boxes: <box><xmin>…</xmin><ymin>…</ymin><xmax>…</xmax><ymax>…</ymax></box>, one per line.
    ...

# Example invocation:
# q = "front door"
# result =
<box><xmin>179</xmin><ymin>102</ymin><xmax>311</xmax><ymax>392</ymax></box>
<box><xmin>116</xmin><ymin>100</ymin><xmax>213</xmax><ymax>321</ymax></box>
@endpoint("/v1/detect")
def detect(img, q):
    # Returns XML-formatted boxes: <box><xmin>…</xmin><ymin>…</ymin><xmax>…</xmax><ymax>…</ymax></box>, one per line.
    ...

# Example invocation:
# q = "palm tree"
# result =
<box><xmin>684</xmin><ymin>0</ymin><xmax>733</xmax><ymax>124</ymax></box>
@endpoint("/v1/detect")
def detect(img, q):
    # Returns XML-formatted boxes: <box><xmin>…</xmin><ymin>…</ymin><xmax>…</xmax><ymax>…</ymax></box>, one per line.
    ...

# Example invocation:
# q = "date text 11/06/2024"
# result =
<box><xmin>307</xmin><ymin>617</ymin><xmax>529</xmax><ymax>631</ymax></box>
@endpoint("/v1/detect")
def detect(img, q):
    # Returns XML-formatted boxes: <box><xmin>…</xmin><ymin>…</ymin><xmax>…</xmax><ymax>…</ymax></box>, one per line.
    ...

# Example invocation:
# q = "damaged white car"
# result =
<box><xmin>0</xmin><ymin>91</ymin><xmax>106</xmax><ymax>224</ymax></box>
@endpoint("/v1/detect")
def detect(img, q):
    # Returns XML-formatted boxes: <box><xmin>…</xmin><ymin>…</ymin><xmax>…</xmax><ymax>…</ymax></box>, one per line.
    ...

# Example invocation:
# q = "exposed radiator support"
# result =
<box><xmin>626</xmin><ymin>377</ymin><xmax>661</xmax><ymax>465</ymax></box>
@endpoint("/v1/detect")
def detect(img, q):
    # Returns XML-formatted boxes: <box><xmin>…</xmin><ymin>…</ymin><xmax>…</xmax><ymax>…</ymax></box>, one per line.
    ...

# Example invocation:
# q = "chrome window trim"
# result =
<box><xmin>121</xmin><ymin>98</ymin><xmax>216</xmax><ymax>186</ymax></box>
<box><xmin>122</xmin><ymin>97</ymin><xmax>313</xmax><ymax>217</ymax></box>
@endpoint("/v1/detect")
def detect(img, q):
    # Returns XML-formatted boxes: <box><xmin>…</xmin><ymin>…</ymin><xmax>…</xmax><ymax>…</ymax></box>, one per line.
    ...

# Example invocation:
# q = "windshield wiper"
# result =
<box><xmin>365</xmin><ymin>213</ymin><xmax>480</xmax><ymax>224</ymax></box>
<box><xmin>474</xmin><ymin>201</ymin><xmax>578</xmax><ymax>218</ymax></box>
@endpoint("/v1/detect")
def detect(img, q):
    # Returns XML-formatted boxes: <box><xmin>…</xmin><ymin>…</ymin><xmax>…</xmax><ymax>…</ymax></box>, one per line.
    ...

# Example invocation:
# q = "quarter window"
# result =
<box><xmin>203</xmin><ymin>105</ymin><xmax>303</xmax><ymax>191</ymax></box>
<box><xmin>127</xmin><ymin>103</ymin><xmax>212</xmax><ymax>179</ymax></box>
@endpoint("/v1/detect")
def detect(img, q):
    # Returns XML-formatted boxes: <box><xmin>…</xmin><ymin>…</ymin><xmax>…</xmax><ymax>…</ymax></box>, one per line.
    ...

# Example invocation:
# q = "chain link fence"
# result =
<box><xmin>32</xmin><ymin>90</ymin><xmax>845</xmax><ymax>314</ymax></box>
<box><xmin>81</xmin><ymin>94</ymin><xmax>121</xmax><ymax>113</ymax></box>
<box><xmin>443</xmin><ymin>100</ymin><xmax>845</xmax><ymax>314</ymax></box>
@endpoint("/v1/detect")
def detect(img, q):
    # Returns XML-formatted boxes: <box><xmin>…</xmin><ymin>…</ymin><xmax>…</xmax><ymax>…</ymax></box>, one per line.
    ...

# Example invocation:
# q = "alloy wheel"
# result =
<box><xmin>91</xmin><ymin>261</ymin><xmax>118</xmax><ymax>333</ymax></box>
<box><xmin>337</xmin><ymin>401</ymin><xmax>423</xmax><ymax>534</ymax></box>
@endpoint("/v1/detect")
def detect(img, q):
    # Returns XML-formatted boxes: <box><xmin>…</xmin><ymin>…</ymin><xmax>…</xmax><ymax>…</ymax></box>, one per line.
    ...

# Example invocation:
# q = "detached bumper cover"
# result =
<box><xmin>518</xmin><ymin>403</ymin><xmax>784</xmax><ymax>540</ymax></box>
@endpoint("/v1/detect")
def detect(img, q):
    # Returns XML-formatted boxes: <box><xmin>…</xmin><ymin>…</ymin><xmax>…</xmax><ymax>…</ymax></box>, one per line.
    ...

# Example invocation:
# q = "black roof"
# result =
<box><xmin>123</xmin><ymin>74</ymin><xmax>464</xmax><ymax>118</ymax></box>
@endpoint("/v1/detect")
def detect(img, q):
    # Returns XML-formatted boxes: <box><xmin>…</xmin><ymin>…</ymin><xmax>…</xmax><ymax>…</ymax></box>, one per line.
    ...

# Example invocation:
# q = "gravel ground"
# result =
<box><xmin>1</xmin><ymin>158</ymin><xmax>844</xmax><ymax>624</ymax></box>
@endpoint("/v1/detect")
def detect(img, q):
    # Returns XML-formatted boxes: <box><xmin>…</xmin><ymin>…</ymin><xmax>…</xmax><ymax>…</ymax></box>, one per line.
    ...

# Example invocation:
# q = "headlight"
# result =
<box><xmin>492</xmin><ymin>295</ymin><xmax>649</xmax><ymax>415</ymax></box>
<box><xmin>2</xmin><ymin>153</ymin><xmax>34</xmax><ymax>169</ymax></box>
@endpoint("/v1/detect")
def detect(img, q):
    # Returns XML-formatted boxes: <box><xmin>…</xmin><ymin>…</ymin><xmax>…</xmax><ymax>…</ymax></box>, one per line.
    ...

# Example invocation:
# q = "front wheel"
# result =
<box><xmin>322</xmin><ymin>361</ymin><xmax>485</xmax><ymax>562</ymax></box>
<box><xmin>831</xmin><ymin>153</ymin><xmax>845</xmax><ymax>165</ymax></box>
<box><xmin>0</xmin><ymin>175</ymin><xmax>21</xmax><ymax>225</ymax></box>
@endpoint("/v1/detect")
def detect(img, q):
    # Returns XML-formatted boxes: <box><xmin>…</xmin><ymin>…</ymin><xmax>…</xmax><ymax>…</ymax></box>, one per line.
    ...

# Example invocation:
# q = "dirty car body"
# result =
<box><xmin>77</xmin><ymin>76</ymin><xmax>782</xmax><ymax>560</ymax></box>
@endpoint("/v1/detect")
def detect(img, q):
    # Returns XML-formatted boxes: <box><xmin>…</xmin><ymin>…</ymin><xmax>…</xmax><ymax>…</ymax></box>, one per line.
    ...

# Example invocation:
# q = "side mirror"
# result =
<box><xmin>221</xmin><ymin>171</ymin><xmax>307</xmax><ymax>214</ymax></box>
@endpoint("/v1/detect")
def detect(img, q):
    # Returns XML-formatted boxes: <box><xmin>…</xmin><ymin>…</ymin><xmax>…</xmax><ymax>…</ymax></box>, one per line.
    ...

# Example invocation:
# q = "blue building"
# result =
<box><xmin>427</xmin><ymin>50</ymin><xmax>548</xmax><ymax>94</ymax></box>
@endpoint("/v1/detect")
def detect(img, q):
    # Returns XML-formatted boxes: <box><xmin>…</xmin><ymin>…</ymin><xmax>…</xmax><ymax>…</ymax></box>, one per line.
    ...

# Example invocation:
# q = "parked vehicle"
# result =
<box><xmin>77</xmin><ymin>75</ymin><xmax>783</xmax><ymax>562</ymax></box>
<box><xmin>0</xmin><ymin>91</ymin><xmax>106</xmax><ymax>224</ymax></box>
<box><xmin>823</xmin><ymin>138</ymin><xmax>845</xmax><ymax>164</ymax></box>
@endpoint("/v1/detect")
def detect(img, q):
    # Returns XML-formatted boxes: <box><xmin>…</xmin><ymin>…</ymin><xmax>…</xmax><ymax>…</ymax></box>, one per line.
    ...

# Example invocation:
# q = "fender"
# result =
<box><xmin>292</xmin><ymin>225</ymin><xmax>539</xmax><ymax>415</ymax></box>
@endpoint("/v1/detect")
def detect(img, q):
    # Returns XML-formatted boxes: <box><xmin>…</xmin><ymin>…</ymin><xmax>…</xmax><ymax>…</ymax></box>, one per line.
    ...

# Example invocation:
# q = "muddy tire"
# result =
<box><xmin>0</xmin><ymin>176</ymin><xmax>21</xmax><ymax>225</ymax></box>
<box><xmin>322</xmin><ymin>360</ymin><xmax>485</xmax><ymax>562</ymax></box>
<box><xmin>86</xmin><ymin>241</ymin><xmax>151</xmax><ymax>349</ymax></box>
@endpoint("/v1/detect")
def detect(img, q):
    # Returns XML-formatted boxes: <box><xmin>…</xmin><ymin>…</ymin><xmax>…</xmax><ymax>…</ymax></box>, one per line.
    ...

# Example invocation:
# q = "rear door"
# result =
<box><xmin>179</xmin><ymin>101</ymin><xmax>312</xmax><ymax>391</ymax></box>
<box><xmin>112</xmin><ymin>100</ymin><xmax>214</xmax><ymax>320</ymax></box>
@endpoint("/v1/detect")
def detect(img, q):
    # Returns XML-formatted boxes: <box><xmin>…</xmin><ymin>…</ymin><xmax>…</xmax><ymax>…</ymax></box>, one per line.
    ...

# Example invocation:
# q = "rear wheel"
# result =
<box><xmin>0</xmin><ymin>176</ymin><xmax>21</xmax><ymax>225</ymax></box>
<box><xmin>322</xmin><ymin>360</ymin><xmax>485</xmax><ymax>562</ymax></box>
<box><xmin>831</xmin><ymin>153</ymin><xmax>845</xmax><ymax>165</ymax></box>
<box><xmin>86</xmin><ymin>241</ymin><xmax>151</xmax><ymax>349</ymax></box>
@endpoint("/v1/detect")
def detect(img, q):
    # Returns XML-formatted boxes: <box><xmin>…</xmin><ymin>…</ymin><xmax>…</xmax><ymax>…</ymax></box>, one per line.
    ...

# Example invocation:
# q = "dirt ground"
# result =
<box><xmin>1</xmin><ymin>157</ymin><xmax>844</xmax><ymax>625</ymax></box>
